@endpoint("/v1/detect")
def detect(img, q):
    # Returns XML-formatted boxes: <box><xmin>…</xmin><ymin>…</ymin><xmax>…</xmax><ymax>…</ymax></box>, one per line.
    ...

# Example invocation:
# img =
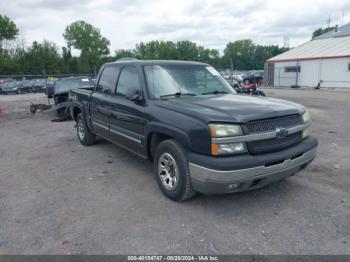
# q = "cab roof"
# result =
<box><xmin>104</xmin><ymin>59</ymin><xmax>208</xmax><ymax>67</ymax></box>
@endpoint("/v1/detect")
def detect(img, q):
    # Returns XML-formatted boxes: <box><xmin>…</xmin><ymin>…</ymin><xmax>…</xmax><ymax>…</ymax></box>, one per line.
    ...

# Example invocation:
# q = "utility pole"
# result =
<box><xmin>327</xmin><ymin>13</ymin><xmax>331</xmax><ymax>28</ymax></box>
<box><xmin>283</xmin><ymin>36</ymin><xmax>290</xmax><ymax>48</ymax></box>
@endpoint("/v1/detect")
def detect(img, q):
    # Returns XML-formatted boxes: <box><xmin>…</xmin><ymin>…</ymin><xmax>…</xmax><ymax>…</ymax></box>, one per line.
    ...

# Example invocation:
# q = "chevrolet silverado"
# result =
<box><xmin>69</xmin><ymin>59</ymin><xmax>318</xmax><ymax>201</ymax></box>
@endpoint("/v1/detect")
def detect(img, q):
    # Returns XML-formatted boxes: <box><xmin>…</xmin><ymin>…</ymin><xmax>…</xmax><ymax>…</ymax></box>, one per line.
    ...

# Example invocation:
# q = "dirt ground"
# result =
<box><xmin>0</xmin><ymin>89</ymin><xmax>349</xmax><ymax>255</ymax></box>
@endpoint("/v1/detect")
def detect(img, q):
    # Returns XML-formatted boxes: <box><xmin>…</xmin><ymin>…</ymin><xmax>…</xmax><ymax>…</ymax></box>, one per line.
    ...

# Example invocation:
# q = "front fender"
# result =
<box><xmin>144</xmin><ymin>122</ymin><xmax>193</xmax><ymax>151</ymax></box>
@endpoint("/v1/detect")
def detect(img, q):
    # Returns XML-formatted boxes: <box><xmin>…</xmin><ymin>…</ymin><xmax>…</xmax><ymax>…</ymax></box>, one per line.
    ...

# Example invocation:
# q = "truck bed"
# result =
<box><xmin>69</xmin><ymin>88</ymin><xmax>94</xmax><ymax>120</ymax></box>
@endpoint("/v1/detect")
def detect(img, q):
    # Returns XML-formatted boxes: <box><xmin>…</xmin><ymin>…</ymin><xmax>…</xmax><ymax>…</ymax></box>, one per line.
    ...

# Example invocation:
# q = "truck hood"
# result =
<box><xmin>154</xmin><ymin>94</ymin><xmax>305</xmax><ymax>123</ymax></box>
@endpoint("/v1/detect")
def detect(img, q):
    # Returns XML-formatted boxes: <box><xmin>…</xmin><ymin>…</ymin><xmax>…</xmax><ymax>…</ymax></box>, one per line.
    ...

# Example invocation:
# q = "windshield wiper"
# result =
<box><xmin>160</xmin><ymin>92</ymin><xmax>197</xmax><ymax>99</ymax></box>
<box><xmin>201</xmin><ymin>90</ymin><xmax>229</xmax><ymax>95</ymax></box>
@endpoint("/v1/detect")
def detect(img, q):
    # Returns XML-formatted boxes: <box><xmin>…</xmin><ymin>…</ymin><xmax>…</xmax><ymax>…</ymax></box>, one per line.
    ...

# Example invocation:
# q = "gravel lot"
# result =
<box><xmin>0</xmin><ymin>89</ymin><xmax>349</xmax><ymax>255</ymax></box>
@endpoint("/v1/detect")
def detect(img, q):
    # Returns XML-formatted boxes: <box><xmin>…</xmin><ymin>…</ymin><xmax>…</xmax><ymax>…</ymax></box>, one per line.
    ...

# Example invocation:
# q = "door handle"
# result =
<box><xmin>110</xmin><ymin>104</ymin><xmax>117</xmax><ymax>108</ymax></box>
<box><xmin>91</xmin><ymin>99</ymin><xmax>98</xmax><ymax>104</ymax></box>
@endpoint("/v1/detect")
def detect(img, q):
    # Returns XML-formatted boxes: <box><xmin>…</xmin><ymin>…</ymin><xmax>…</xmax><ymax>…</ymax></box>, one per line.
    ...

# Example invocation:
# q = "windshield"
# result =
<box><xmin>144</xmin><ymin>65</ymin><xmax>235</xmax><ymax>99</ymax></box>
<box><xmin>54</xmin><ymin>77</ymin><xmax>94</xmax><ymax>94</ymax></box>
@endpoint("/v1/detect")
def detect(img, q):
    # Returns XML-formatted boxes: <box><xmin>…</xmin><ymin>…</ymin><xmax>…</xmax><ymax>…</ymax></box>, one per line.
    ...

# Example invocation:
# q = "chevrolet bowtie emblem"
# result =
<box><xmin>276</xmin><ymin>128</ymin><xmax>288</xmax><ymax>138</ymax></box>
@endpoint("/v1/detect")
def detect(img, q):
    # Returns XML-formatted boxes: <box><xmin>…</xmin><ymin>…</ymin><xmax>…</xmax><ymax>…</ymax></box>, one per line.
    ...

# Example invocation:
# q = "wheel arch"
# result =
<box><xmin>70</xmin><ymin>103</ymin><xmax>83</xmax><ymax>121</ymax></box>
<box><xmin>145</xmin><ymin>123</ymin><xmax>192</xmax><ymax>160</ymax></box>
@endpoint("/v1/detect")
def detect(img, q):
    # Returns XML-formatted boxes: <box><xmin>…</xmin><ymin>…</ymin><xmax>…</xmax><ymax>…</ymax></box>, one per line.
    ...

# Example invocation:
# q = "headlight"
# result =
<box><xmin>302</xmin><ymin>110</ymin><xmax>311</xmax><ymax>123</ymax></box>
<box><xmin>209</xmin><ymin>123</ymin><xmax>242</xmax><ymax>137</ymax></box>
<box><xmin>209</xmin><ymin>123</ymin><xmax>246</xmax><ymax>155</ymax></box>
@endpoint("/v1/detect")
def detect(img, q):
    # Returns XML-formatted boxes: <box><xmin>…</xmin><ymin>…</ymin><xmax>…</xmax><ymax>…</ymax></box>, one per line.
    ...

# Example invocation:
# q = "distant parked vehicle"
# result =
<box><xmin>30</xmin><ymin>79</ymin><xmax>46</xmax><ymax>92</ymax></box>
<box><xmin>0</xmin><ymin>78</ymin><xmax>13</xmax><ymax>94</ymax></box>
<box><xmin>21</xmin><ymin>80</ymin><xmax>35</xmax><ymax>93</ymax></box>
<box><xmin>1</xmin><ymin>81</ymin><xmax>24</xmax><ymax>95</ymax></box>
<box><xmin>0</xmin><ymin>78</ymin><xmax>13</xmax><ymax>86</ymax></box>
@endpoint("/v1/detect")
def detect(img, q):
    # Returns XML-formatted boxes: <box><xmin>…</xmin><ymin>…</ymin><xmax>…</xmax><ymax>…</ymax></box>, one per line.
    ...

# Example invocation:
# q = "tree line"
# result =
<box><xmin>0</xmin><ymin>15</ymin><xmax>291</xmax><ymax>75</ymax></box>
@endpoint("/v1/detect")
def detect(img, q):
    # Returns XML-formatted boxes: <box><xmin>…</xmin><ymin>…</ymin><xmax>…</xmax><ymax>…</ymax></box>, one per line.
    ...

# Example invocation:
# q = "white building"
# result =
<box><xmin>265</xmin><ymin>23</ymin><xmax>350</xmax><ymax>88</ymax></box>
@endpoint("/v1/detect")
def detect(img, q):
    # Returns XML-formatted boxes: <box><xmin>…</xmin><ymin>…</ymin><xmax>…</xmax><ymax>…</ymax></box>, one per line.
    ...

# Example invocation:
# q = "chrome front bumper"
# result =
<box><xmin>189</xmin><ymin>147</ymin><xmax>317</xmax><ymax>194</ymax></box>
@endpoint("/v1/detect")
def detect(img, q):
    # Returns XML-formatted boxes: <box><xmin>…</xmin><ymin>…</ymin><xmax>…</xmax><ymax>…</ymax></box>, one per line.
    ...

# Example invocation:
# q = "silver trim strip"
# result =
<box><xmin>92</xmin><ymin>121</ymin><xmax>109</xmax><ymax>130</ymax></box>
<box><xmin>110</xmin><ymin>128</ymin><xmax>142</xmax><ymax>144</ymax></box>
<box><xmin>189</xmin><ymin>147</ymin><xmax>317</xmax><ymax>183</ymax></box>
<box><xmin>92</xmin><ymin>121</ymin><xmax>142</xmax><ymax>144</ymax></box>
<box><xmin>212</xmin><ymin>122</ymin><xmax>311</xmax><ymax>144</ymax></box>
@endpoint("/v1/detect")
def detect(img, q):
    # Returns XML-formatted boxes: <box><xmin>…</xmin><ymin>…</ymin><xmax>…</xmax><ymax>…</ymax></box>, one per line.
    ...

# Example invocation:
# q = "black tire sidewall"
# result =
<box><xmin>154</xmin><ymin>140</ymin><xmax>189</xmax><ymax>201</ymax></box>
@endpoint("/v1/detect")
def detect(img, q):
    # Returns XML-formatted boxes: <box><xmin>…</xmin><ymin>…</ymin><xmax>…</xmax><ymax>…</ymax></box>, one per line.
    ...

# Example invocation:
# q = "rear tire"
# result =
<box><xmin>76</xmin><ymin>113</ymin><xmax>96</xmax><ymax>146</ymax></box>
<box><xmin>154</xmin><ymin>139</ymin><xmax>196</xmax><ymax>201</ymax></box>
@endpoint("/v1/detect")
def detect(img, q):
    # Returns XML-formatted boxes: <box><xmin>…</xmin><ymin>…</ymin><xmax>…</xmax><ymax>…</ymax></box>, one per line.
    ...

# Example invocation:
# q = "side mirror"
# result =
<box><xmin>127</xmin><ymin>88</ymin><xmax>143</xmax><ymax>103</ymax></box>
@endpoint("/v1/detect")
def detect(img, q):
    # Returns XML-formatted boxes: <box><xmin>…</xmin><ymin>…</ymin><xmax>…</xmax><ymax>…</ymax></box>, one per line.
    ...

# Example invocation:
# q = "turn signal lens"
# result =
<box><xmin>211</xmin><ymin>143</ymin><xmax>219</xmax><ymax>155</ymax></box>
<box><xmin>211</xmin><ymin>142</ymin><xmax>246</xmax><ymax>155</ymax></box>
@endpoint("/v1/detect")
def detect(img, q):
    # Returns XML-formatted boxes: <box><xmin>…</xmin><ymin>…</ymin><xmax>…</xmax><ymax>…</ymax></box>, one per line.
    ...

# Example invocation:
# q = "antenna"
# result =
<box><xmin>342</xmin><ymin>9</ymin><xmax>345</xmax><ymax>26</ymax></box>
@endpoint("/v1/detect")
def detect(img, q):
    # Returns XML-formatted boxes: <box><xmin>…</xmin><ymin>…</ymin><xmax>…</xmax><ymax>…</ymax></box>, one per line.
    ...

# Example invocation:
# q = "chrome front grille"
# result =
<box><xmin>247</xmin><ymin>132</ymin><xmax>302</xmax><ymax>154</ymax></box>
<box><xmin>242</xmin><ymin>115</ymin><xmax>303</xmax><ymax>155</ymax></box>
<box><xmin>243</xmin><ymin>114</ymin><xmax>302</xmax><ymax>135</ymax></box>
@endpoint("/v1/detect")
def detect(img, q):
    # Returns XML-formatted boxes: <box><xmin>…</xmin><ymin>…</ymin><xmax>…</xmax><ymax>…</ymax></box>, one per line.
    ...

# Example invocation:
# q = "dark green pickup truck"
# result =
<box><xmin>69</xmin><ymin>59</ymin><xmax>318</xmax><ymax>201</ymax></box>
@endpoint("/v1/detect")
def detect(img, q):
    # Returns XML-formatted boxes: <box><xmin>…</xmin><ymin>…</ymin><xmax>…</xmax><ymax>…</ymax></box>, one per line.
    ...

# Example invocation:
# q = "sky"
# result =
<box><xmin>1</xmin><ymin>0</ymin><xmax>350</xmax><ymax>54</ymax></box>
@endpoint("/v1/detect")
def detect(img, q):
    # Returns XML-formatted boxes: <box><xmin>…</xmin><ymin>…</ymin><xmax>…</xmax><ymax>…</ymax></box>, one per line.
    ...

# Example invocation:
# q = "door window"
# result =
<box><xmin>97</xmin><ymin>66</ymin><xmax>119</xmax><ymax>94</ymax></box>
<box><xmin>116</xmin><ymin>66</ymin><xmax>140</xmax><ymax>98</ymax></box>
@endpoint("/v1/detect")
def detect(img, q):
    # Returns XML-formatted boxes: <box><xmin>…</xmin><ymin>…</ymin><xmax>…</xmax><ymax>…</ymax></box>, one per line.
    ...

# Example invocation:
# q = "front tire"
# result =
<box><xmin>76</xmin><ymin>113</ymin><xmax>96</xmax><ymax>146</ymax></box>
<box><xmin>154</xmin><ymin>139</ymin><xmax>196</xmax><ymax>201</ymax></box>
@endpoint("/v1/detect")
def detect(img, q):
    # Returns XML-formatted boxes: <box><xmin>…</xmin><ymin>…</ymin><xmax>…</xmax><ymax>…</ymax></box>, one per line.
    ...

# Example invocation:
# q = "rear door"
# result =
<box><xmin>90</xmin><ymin>66</ymin><xmax>120</xmax><ymax>138</ymax></box>
<box><xmin>109</xmin><ymin>65</ymin><xmax>147</xmax><ymax>156</ymax></box>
